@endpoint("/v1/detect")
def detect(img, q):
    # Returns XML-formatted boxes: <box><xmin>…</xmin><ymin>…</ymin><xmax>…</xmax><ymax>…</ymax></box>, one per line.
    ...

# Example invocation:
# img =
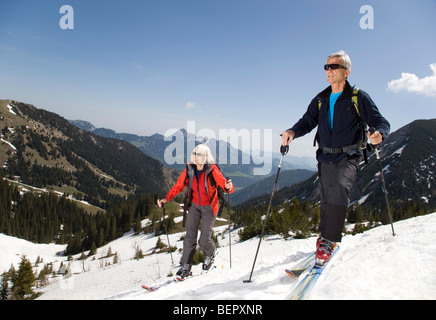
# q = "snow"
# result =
<box><xmin>393</xmin><ymin>145</ymin><xmax>406</xmax><ymax>156</ymax></box>
<box><xmin>1</xmin><ymin>138</ymin><xmax>17</xmax><ymax>151</ymax></box>
<box><xmin>0</xmin><ymin>233</ymin><xmax>65</xmax><ymax>273</ymax></box>
<box><xmin>6</xmin><ymin>104</ymin><xmax>16</xmax><ymax>115</ymax></box>
<box><xmin>357</xmin><ymin>192</ymin><xmax>371</xmax><ymax>205</ymax></box>
<box><xmin>1</xmin><ymin>213</ymin><xmax>436</xmax><ymax>300</ymax></box>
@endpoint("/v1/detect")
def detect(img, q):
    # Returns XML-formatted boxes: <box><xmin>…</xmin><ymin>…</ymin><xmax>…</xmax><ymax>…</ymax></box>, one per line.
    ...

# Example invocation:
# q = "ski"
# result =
<box><xmin>174</xmin><ymin>271</ymin><xmax>193</xmax><ymax>282</ymax></box>
<box><xmin>142</xmin><ymin>266</ymin><xmax>216</xmax><ymax>292</ymax></box>
<box><xmin>141</xmin><ymin>274</ymin><xmax>192</xmax><ymax>292</ymax></box>
<box><xmin>285</xmin><ymin>252</ymin><xmax>316</xmax><ymax>277</ymax></box>
<box><xmin>142</xmin><ymin>279</ymin><xmax>174</xmax><ymax>292</ymax></box>
<box><xmin>286</xmin><ymin>245</ymin><xmax>340</xmax><ymax>300</ymax></box>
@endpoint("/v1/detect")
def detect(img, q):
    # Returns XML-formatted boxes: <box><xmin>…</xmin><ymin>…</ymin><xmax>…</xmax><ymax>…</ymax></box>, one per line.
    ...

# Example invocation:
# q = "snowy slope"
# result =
<box><xmin>0</xmin><ymin>234</ymin><xmax>65</xmax><ymax>273</ymax></box>
<box><xmin>1</xmin><ymin>213</ymin><xmax>435</xmax><ymax>300</ymax></box>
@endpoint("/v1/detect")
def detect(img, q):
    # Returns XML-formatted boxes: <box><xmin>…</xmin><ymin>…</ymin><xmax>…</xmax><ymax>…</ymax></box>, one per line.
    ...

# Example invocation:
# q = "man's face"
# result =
<box><xmin>325</xmin><ymin>57</ymin><xmax>350</xmax><ymax>85</ymax></box>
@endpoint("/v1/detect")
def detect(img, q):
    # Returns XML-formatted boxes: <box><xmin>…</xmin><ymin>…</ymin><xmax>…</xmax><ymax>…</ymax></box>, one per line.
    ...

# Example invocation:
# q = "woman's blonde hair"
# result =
<box><xmin>190</xmin><ymin>144</ymin><xmax>214</xmax><ymax>165</ymax></box>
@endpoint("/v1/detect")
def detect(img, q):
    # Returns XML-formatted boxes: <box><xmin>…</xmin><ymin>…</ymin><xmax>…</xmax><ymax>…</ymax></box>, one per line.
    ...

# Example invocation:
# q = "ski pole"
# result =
<box><xmin>244</xmin><ymin>144</ymin><xmax>289</xmax><ymax>283</ymax></box>
<box><xmin>227</xmin><ymin>179</ymin><xmax>232</xmax><ymax>268</ymax></box>
<box><xmin>225</xmin><ymin>177</ymin><xmax>232</xmax><ymax>268</ymax></box>
<box><xmin>161</xmin><ymin>204</ymin><xmax>175</xmax><ymax>264</ymax></box>
<box><xmin>369</xmin><ymin>127</ymin><xmax>395</xmax><ymax>236</ymax></box>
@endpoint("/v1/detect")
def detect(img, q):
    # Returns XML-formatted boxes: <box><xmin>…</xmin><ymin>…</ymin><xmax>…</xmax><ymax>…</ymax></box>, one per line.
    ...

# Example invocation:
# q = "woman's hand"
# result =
<box><xmin>157</xmin><ymin>198</ymin><xmax>167</xmax><ymax>208</ymax></box>
<box><xmin>225</xmin><ymin>178</ymin><xmax>233</xmax><ymax>192</ymax></box>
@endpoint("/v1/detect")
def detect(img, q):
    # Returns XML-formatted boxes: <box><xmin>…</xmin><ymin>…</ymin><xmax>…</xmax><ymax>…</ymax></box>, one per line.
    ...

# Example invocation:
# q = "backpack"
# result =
<box><xmin>182</xmin><ymin>164</ymin><xmax>228</xmax><ymax>227</ymax></box>
<box><xmin>313</xmin><ymin>88</ymin><xmax>370</xmax><ymax>163</ymax></box>
<box><xmin>209</xmin><ymin>168</ymin><xmax>228</xmax><ymax>218</ymax></box>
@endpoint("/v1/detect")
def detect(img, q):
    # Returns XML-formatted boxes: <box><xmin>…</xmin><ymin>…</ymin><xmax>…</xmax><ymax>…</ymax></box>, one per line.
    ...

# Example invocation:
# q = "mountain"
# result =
<box><xmin>70</xmin><ymin>122</ymin><xmax>257</xmax><ymax>188</ymax></box>
<box><xmin>0</xmin><ymin>99</ymin><xmax>179</xmax><ymax>210</ymax></box>
<box><xmin>353</xmin><ymin>118</ymin><xmax>436</xmax><ymax>208</ymax></box>
<box><xmin>238</xmin><ymin>119</ymin><xmax>436</xmax><ymax>211</ymax></box>
<box><xmin>68</xmin><ymin>120</ymin><xmax>96</xmax><ymax>132</ymax></box>
<box><xmin>230</xmin><ymin>169</ymin><xmax>315</xmax><ymax>205</ymax></box>
<box><xmin>70</xmin><ymin>121</ymin><xmax>317</xmax><ymax>190</ymax></box>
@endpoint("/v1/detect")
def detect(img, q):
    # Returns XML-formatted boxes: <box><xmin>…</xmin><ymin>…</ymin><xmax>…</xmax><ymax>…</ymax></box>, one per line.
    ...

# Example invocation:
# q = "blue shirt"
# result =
<box><xmin>327</xmin><ymin>91</ymin><xmax>342</xmax><ymax>133</ymax></box>
<box><xmin>289</xmin><ymin>81</ymin><xmax>390</xmax><ymax>164</ymax></box>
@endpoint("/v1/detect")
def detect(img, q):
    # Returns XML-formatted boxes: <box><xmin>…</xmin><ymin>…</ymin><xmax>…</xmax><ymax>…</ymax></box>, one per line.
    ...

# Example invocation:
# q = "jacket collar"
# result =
<box><xmin>187</xmin><ymin>162</ymin><xmax>212</xmax><ymax>174</ymax></box>
<box><xmin>317</xmin><ymin>80</ymin><xmax>355</xmax><ymax>100</ymax></box>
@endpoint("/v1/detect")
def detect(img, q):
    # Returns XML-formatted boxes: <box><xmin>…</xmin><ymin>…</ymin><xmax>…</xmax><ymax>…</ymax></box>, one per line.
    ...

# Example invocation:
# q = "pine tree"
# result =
<box><xmin>67</xmin><ymin>232</ymin><xmax>83</xmax><ymax>255</ymax></box>
<box><xmin>12</xmin><ymin>256</ymin><xmax>35</xmax><ymax>300</ymax></box>
<box><xmin>113</xmin><ymin>252</ymin><xmax>119</xmax><ymax>264</ymax></box>
<box><xmin>88</xmin><ymin>242</ymin><xmax>97</xmax><ymax>256</ymax></box>
<box><xmin>0</xmin><ymin>272</ymin><xmax>10</xmax><ymax>300</ymax></box>
<box><xmin>97</xmin><ymin>228</ymin><xmax>105</xmax><ymax>248</ymax></box>
<box><xmin>134</xmin><ymin>217</ymin><xmax>142</xmax><ymax>235</ymax></box>
<box><xmin>155</xmin><ymin>237</ymin><xmax>166</xmax><ymax>249</ymax></box>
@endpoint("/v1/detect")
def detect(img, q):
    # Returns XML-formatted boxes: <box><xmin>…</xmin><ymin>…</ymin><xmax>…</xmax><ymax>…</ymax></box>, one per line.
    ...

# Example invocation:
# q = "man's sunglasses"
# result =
<box><xmin>324</xmin><ymin>64</ymin><xmax>347</xmax><ymax>70</ymax></box>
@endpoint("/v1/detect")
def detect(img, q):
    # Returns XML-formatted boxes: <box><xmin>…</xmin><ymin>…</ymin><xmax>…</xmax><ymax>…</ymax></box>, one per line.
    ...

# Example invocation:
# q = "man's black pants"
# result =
<box><xmin>318</xmin><ymin>155</ymin><xmax>360</xmax><ymax>242</ymax></box>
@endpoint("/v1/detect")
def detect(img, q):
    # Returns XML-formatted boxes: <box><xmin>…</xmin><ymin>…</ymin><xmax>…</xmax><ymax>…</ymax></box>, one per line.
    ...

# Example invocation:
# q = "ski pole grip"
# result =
<box><xmin>280</xmin><ymin>133</ymin><xmax>290</xmax><ymax>155</ymax></box>
<box><xmin>225</xmin><ymin>177</ymin><xmax>231</xmax><ymax>192</ymax></box>
<box><xmin>368</xmin><ymin>127</ymin><xmax>380</xmax><ymax>149</ymax></box>
<box><xmin>159</xmin><ymin>199</ymin><xmax>165</xmax><ymax>209</ymax></box>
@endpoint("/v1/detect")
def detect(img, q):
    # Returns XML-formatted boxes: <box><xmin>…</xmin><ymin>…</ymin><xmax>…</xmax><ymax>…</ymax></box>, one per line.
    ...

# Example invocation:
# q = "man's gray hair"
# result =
<box><xmin>327</xmin><ymin>50</ymin><xmax>352</xmax><ymax>70</ymax></box>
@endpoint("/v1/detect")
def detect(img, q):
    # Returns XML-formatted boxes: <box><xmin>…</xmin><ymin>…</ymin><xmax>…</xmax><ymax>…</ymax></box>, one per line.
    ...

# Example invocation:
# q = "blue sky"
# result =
<box><xmin>1</xmin><ymin>0</ymin><xmax>435</xmax><ymax>158</ymax></box>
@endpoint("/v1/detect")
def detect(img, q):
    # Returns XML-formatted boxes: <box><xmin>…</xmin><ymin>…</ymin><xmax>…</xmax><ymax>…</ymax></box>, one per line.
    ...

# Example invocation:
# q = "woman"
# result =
<box><xmin>157</xmin><ymin>144</ymin><xmax>234</xmax><ymax>278</ymax></box>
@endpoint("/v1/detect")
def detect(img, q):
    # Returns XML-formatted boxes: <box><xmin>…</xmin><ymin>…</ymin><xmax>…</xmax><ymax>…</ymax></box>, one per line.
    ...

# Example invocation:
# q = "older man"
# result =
<box><xmin>281</xmin><ymin>51</ymin><xmax>390</xmax><ymax>266</ymax></box>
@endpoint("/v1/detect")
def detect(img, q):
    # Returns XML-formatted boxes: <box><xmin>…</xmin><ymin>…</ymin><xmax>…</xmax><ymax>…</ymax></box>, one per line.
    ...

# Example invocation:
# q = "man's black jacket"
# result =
<box><xmin>290</xmin><ymin>81</ymin><xmax>390</xmax><ymax>164</ymax></box>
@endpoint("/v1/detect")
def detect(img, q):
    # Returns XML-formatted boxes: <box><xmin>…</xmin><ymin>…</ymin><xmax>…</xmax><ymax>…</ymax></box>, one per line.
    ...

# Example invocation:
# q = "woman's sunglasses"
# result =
<box><xmin>192</xmin><ymin>152</ymin><xmax>204</xmax><ymax>157</ymax></box>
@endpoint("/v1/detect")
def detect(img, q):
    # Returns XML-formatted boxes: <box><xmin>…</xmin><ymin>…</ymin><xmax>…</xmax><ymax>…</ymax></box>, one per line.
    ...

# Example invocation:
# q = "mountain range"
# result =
<box><xmin>238</xmin><ymin>118</ymin><xmax>436</xmax><ymax>211</ymax></box>
<box><xmin>69</xmin><ymin>120</ymin><xmax>317</xmax><ymax>191</ymax></box>
<box><xmin>1</xmin><ymin>98</ymin><xmax>434</xmax><ymax>215</ymax></box>
<box><xmin>1</xmin><ymin>99</ymin><xmax>315</xmax><ymax>212</ymax></box>
<box><xmin>0</xmin><ymin>99</ymin><xmax>179</xmax><ymax>210</ymax></box>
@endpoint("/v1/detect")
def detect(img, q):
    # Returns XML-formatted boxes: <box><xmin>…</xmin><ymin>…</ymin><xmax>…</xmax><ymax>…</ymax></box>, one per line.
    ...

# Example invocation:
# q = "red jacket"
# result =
<box><xmin>165</xmin><ymin>163</ymin><xmax>234</xmax><ymax>216</ymax></box>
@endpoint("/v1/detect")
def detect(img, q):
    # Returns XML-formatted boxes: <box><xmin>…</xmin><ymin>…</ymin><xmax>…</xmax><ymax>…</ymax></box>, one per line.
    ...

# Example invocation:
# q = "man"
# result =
<box><xmin>281</xmin><ymin>51</ymin><xmax>390</xmax><ymax>266</ymax></box>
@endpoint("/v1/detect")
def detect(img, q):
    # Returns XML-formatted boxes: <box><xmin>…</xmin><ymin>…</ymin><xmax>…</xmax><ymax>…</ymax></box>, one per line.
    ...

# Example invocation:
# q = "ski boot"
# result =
<box><xmin>176</xmin><ymin>263</ymin><xmax>192</xmax><ymax>280</ymax></box>
<box><xmin>315</xmin><ymin>237</ymin><xmax>336</xmax><ymax>267</ymax></box>
<box><xmin>202</xmin><ymin>252</ymin><xmax>215</xmax><ymax>271</ymax></box>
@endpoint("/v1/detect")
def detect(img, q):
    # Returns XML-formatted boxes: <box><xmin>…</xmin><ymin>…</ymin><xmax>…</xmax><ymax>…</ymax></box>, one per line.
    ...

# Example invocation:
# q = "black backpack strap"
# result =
<box><xmin>182</xmin><ymin>164</ymin><xmax>194</xmax><ymax>227</ymax></box>
<box><xmin>210</xmin><ymin>164</ymin><xmax>227</xmax><ymax>217</ymax></box>
<box><xmin>313</xmin><ymin>98</ymin><xmax>323</xmax><ymax>147</ymax></box>
<box><xmin>351</xmin><ymin>88</ymin><xmax>370</xmax><ymax>164</ymax></box>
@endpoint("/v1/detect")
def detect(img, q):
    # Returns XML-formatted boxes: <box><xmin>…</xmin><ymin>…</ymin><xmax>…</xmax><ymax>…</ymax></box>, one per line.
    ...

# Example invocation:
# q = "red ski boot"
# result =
<box><xmin>315</xmin><ymin>237</ymin><xmax>336</xmax><ymax>266</ymax></box>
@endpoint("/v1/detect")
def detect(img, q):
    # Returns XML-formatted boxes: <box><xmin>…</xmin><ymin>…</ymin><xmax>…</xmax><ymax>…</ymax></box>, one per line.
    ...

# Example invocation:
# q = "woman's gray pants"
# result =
<box><xmin>181</xmin><ymin>202</ymin><xmax>217</xmax><ymax>265</ymax></box>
